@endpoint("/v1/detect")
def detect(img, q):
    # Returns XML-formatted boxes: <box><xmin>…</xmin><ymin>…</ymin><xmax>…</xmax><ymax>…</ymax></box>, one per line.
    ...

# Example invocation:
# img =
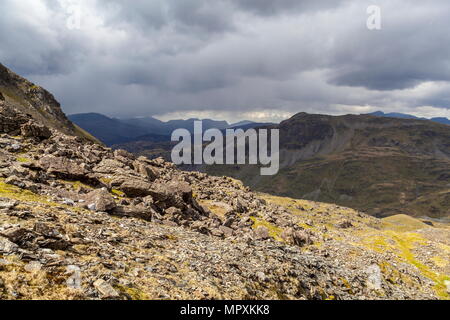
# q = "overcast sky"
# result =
<box><xmin>1</xmin><ymin>0</ymin><xmax>450</xmax><ymax>123</ymax></box>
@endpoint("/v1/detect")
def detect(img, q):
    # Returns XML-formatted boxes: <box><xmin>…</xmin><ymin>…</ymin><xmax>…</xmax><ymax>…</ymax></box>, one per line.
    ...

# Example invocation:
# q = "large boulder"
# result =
<box><xmin>118</xmin><ymin>179</ymin><xmax>153</xmax><ymax>197</ymax></box>
<box><xmin>281</xmin><ymin>228</ymin><xmax>312</xmax><ymax>247</ymax></box>
<box><xmin>39</xmin><ymin>156</ymin><xmax>88</xmax><ymax>181</ymax></box>
<box><xmin>149</xmin><ymin>181</ymin><xmax>193</xmax><ymax>209</ymax></box>
<box><xmin>112</xmin><ymin>204</ymin><xmax>156</xmax><ymax>221</ymax></box>
<box><xmin>20</xmin><ymin>120</ymin><xmax>52</xmax><ymax>139</ymax></box>
<box><xmin>0</xmin><ymin>227</ymin><xmax>30</xmax><ymax>243</ymax></box>
<box><xmin>133</xmin><ymin>161</ymin><xmax>159</xmax><ymax>181</ymax></box>
<box><xmin>93</xmin><ymin>159</ymin><xmax>126</xmax><ymax>174</ymax></box>
<box><xmin>84</xmin><ymin>188</ymin><xmax>116</xmax><ymax>212</ymax></box>
<box><xmin>0</xmin><ymin>236</ymin><xmax>19</xmax><ymax>254</ymax></box>
<box><xmin>113</xmin><ymin>149</ymin><xmax>135</xmax><ymax>167</ymax></box>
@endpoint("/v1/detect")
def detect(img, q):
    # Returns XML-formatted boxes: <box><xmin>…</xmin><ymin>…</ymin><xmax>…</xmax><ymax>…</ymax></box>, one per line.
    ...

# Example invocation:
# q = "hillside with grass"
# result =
<box><xmin>203</xmin><ymin>113</ymin><xmax>450</xmax><ymax>219</ymax></box>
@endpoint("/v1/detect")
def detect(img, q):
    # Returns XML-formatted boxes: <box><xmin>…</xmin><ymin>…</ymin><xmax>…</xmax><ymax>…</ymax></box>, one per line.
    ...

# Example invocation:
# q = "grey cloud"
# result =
<box><xmin>327</xmin><ymin>1</ymin><xmax>450</xmax><ymax>91</ymax></box>
<box><xmin>230</xmin><ymin>0</ymin><xmax>349</xmax><ymax>16</ymax></box>
<box><xmin>100</xmin><ymin>0</ymin><xmax>236</xmax><ymax>36</ymax></box>
<box><xmin>0</xmin><ymin>0</ymin><xmax>87</xmax><ymax>76</ymax></box>
<box><xmin>0</xmin><ymin>0</ymin><xmax>449</xmax><ymax>122</ymax></box>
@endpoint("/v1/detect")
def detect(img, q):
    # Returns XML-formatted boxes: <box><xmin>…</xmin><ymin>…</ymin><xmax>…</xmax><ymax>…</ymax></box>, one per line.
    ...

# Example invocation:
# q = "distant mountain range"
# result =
<box><xmin>366</xmin><ymin>111</ymin><xmax>450</xmax><ymax>125</ymax></box>
<box><xmin>68</xmin><ymin>113</ymin><xmax>273</xmax><ymax>146</ymax></box>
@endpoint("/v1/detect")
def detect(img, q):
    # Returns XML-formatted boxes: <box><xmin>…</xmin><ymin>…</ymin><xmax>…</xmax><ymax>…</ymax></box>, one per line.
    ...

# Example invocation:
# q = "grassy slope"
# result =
<box><xmin>204</xmin><ymin>115</ymin><xmax>450</xmax><ymax>219</ymax></box>
<box><xmin>257</xmin><ymin>194</ymin><xmax>450</xmax><ymax>300</ymax></box>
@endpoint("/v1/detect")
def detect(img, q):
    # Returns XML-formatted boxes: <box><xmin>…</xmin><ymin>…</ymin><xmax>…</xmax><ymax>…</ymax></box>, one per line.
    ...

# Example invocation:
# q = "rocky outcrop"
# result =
<box><xmin>0</xmin><ymin>104</ymin><xmax>30</xmax><ymax>135</ymax></box>
<box><xmin>84</xmin><ymin>188</ymin><xmax>116</xmax><ymax>212</ymax></box>
<box><xmin>38</xmin><ymin>156</ymin><xmax>89</xmax><ymax>181</ymax></box>
<box><xmin>20</xmin><ymin>120</ymin><xmax>52</xmax><ymax>140</ymax></box>
<box><xmin>0</xmin><ymin>63</ymin><xmax>99</xmax><ymax>143</ymax></box>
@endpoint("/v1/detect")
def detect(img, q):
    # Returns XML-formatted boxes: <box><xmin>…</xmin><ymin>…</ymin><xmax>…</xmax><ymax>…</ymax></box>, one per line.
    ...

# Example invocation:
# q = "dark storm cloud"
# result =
<box><xmin>0</xmin><ymin>0</ymin><xmax>87</xmax><ymax>76</ymax></box>
<box><xmin>0</xmin><ymin>0</ymin><xmax>449</xmax><ymax>121</ymax></box>
<box><xmin>327</xmin><ymin>1</ymin><xmax>450</xmax><ymax>91</ymax></box>
<box><xmin>230</xmin><ymin>0</ymin><xmax>349</xmax><ymax>16</ymax></box>
<box><xmin>99</xmin><ymin>0</ymin><xmax>236</xmax><ymax>36</ymax></box>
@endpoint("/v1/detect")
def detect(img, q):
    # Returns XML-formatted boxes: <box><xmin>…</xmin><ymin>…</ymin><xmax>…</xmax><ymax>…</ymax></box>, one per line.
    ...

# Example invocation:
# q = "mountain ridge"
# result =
<box><xmin>367</xmin><ymin>111</ymin><xmax>450</xmax><ymax>125</ymax></box>
<box><xmin>69</xmin><ymin>112</ymin><xmax>274</xmax><ymax>146</ymax></box>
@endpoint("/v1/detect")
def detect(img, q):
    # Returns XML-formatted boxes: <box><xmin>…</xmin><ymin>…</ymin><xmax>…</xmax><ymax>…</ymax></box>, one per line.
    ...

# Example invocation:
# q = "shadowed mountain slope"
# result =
<box><xmin>203</xmin><ymin>113</ymin><xmax>450</xmax><ymax>219</ymax></box>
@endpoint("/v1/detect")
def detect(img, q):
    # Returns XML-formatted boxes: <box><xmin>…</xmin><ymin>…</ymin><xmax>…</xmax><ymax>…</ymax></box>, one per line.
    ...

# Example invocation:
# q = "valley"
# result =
<box><xmin>77</xmin><ymin>110</ymin><xmax>450</xmax><ymax>220</ymax></box>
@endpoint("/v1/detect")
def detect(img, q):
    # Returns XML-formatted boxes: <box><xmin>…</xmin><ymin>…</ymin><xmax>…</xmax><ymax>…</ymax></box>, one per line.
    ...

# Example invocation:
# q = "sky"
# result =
<box><xmin>1</xmin><ymin>0</ymin><xmax>450</xmax><ymax>123</ymax></box>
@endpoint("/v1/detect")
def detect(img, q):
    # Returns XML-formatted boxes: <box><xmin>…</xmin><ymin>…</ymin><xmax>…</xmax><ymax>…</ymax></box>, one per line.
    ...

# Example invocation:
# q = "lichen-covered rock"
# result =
<box><xmin>118</xmin><ymin>179</ymin><xmax>153</xmax><ymax>198</ymax></box>
<box><xmin>93</xmin><ymin>279</ymin><xmax>119</xmax><ymax>299</ymax></box>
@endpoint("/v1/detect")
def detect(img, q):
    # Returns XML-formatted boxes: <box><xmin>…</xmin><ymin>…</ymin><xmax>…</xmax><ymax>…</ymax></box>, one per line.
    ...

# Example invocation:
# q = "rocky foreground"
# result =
<box><xmin>0</xmin><ymin>108</ymin><xmax>448</xmax><ymax>300</ymax></box>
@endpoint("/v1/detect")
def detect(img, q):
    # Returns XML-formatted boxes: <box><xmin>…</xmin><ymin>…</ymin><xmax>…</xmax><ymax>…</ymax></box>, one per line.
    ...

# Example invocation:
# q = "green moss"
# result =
<box><xmin>60</xmin><ymin>180</ymin><xmax>93</xmax><ymax>191</ymax></box>
<box><xmin>16</xmin><ymin>157</ymin><xmax>31</xmax><ymax>163</ymax></box>
<box><xmin>360</xmin><ymin>230</ymin><xmax>449</xmax><ymax>300</ymax></box>
<box><xmin>112</xmin><ymin>189</ymin><xmax>125</xmax><ymax>197</ymax></box>
<box><xmin>388</xmin><ymin>232</ymin><xmax>449</xmax><ymax>300</ymax></box>
<box><xmin>431</xmin><ymin>256</ymin><xmax>448</xmax><ymax>268</ymax></box>
<box><xmin>250</xmin><ymin>217</ymin><xmax>284</xmax><ymax>241</ymax></box>
<box><xmin>0</xmin><ymin>180</ymin><xmax>52</xmax><ymax>204</ymax></box>
<box><xmin>0</xmin><ymin>179</ymin><xmax>87</xmax><ymax>214</ymax></box>
<box><xmin>115</xmin><ymin>284</ymin><xmax>150</xmax><ymax>300</ymax></box>
<box><xmin>100</xmin><ymin>177</ymin><xmax>113</xmax><ymax>185</ymax></box>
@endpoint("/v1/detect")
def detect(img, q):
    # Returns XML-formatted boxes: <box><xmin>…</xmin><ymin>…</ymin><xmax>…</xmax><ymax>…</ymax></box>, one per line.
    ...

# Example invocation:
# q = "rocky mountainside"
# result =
<box><xmin>0</xmin><ymin>63</ymin><xmax>100</xmax><ymax>144</ymax></box>
<box><xmin>203</xmin><ymin>112</ymin><xmax>450</xmax><ymax>219</ymax></box>
<box><xmin>0</xmin><ymin>65</ymin><xmax>449</xmax><ymax>300</ymax></box>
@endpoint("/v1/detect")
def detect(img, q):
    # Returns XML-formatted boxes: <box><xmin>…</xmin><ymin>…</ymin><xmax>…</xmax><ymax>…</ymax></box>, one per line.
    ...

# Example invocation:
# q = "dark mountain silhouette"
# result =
<box><xmin>69</xmin><ymin>112</ymin><xmax>272</xmax><ymax>147</ymax></box>
<box><xmin>367</xmin><ymin>111</ymin><xmax>450</xmax><ymax>125</ymax></box>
